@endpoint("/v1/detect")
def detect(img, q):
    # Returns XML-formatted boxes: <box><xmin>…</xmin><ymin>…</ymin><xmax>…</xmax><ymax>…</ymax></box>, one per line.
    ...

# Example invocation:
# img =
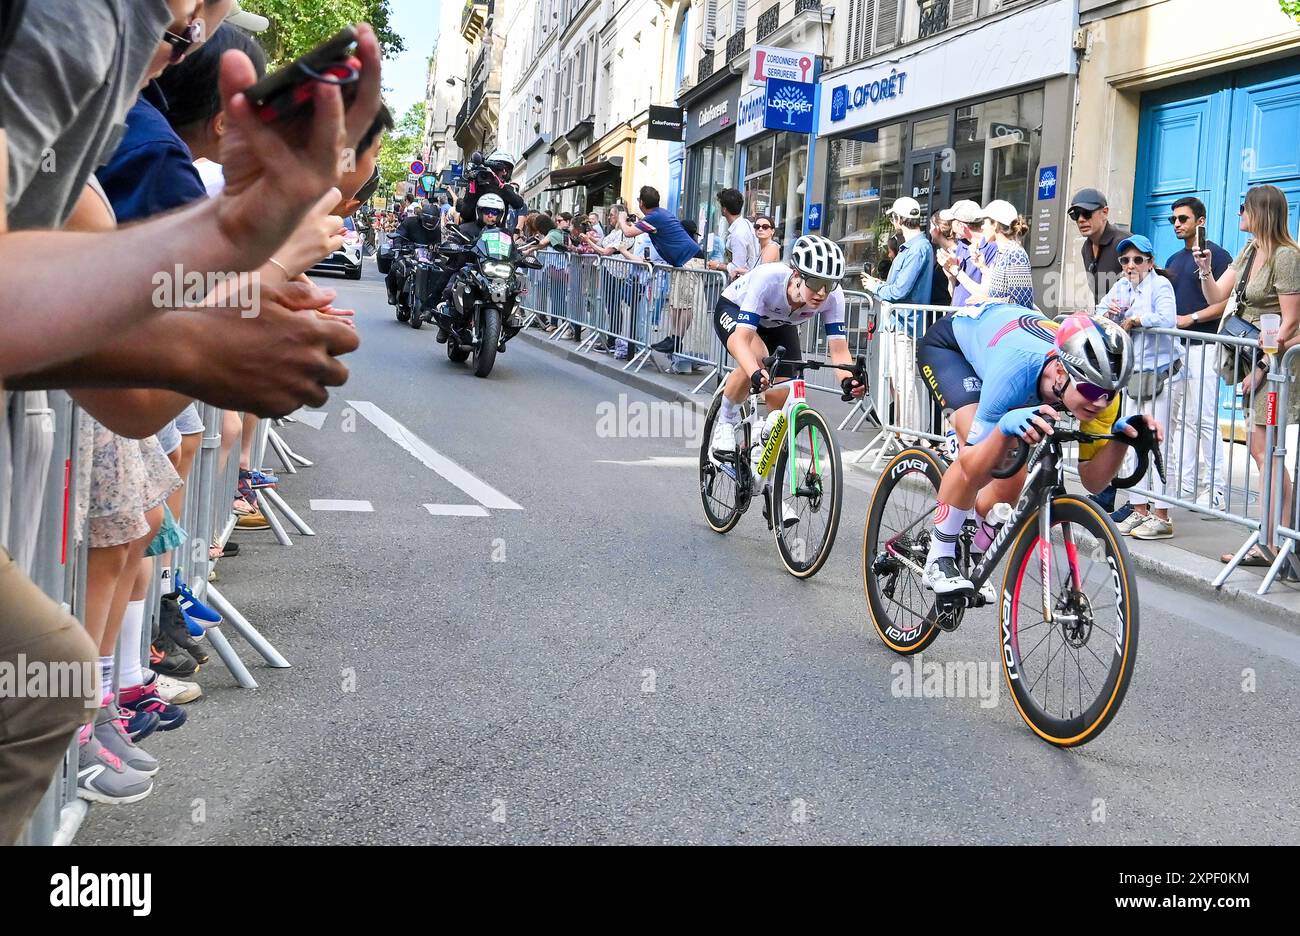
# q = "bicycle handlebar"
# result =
<box><xmin>753</xmin><ymin>347</ymin><xmax>869</xmax><ymax>401</ymax></box>
<box><xmin>989</xmin><ymin>420</ymin><xmax>1168</xmax><ymax>487</ymax></box>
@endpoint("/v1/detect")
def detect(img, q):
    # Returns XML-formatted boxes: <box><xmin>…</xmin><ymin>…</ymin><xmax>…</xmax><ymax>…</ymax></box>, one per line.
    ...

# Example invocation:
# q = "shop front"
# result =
<box><xmin>682</xmin><ymin>75</ymin><xmax>742</xmax><ymax>255</ymax></box>
<box><xmin>816</xmin><ymin>0</ymin><xmax>1077</xmax><ymax>291</ymax></box>
<box><xmin>735</xmin><ymin>84</ymin><xmax>808</xmax><ymax>253</ymax></box>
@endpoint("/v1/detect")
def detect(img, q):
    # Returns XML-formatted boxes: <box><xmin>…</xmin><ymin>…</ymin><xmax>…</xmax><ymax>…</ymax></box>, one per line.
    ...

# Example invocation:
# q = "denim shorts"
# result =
<box><xmin>156</xmin><ymin>404</ymin><xmax>204</xmax><ymax>455</ymax></box>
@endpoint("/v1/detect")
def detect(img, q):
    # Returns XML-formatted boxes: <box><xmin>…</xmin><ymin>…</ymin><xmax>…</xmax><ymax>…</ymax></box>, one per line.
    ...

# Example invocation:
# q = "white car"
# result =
<box><xmin>311</xmin><ymin>228</ymin><xmax>364</xmax><ymax>280</ymax></box>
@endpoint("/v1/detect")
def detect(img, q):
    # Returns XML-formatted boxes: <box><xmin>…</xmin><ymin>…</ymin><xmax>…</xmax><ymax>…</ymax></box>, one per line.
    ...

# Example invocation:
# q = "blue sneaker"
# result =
<box><xmin>172</xmin><ymin>570</ymin><xmax>222</xmax><ymax>626</ymax></box>
<box><xmin>240</xmin><ymin>468</ymin><xmax>279</xmax><ymax>489</ymax></box>
<box><xmin>1110</xmin><ymin>502</ymin><xmax>1134</xmax><ymax>525</ymax></box>
<box><xmin>120</xmin><ymin>682</ymin><xmax>188</xmax><ymax>732</ymax></box>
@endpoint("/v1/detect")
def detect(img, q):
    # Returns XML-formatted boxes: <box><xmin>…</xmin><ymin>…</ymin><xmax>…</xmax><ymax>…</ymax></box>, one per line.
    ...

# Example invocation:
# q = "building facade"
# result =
<box><xmin>1068</xmin><ymin>0</ymin><xmax>1300</xmax><ymax>308</ymax></box>
<box><xmin>423</xmin><ymin>3</ymin><xmax>472</xmax><ymax>180</ymax></box>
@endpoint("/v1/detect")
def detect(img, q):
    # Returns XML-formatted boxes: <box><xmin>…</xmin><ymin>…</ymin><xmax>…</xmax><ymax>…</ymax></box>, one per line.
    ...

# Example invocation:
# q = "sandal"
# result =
<box><xmin>1220</xmin><ymin>545</ymin><xmax>1273</xmax><ymax>566</ymax></box>
<box><xmin>209</xmin><ymin>544</ymin><xmax>224</xmax><ymax>561</ymax></box>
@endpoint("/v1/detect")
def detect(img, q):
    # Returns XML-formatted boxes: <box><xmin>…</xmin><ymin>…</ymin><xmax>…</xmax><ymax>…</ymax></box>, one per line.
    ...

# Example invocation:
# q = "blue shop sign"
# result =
<box><xmin>763</xmin><ymin>78</ymin><xmax>816</xmax><ymax>134</ymax></box>
<box><xmin>1038</xmin><ymin>165</ymin><xmax>1058</xmax><ymax>200</ymax></box>
<box><xmin>828</xmin><ymin>69</ymin><xmax>908</xmax><ymax>123</ymax></box>
<box><xmin>807</xmin><ymin>203</ymin><xmax>822</xmax><ymax>230</ymax></box>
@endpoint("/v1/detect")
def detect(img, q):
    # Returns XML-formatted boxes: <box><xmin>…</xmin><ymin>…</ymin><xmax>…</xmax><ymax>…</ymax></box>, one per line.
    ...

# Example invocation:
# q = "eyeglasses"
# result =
<box><xmin>1067</xmin><ymin>206</ymin><xmax>1097</xmax><ymax>222</ymax></box>
<box><xmin>754</xmin><ymin>223</ymin><xmax>773</xmax><ymax>230</ymax></box>
<box><xmin>1075</xmin><ymin>382</ymin><xmax>1114</xmax><ymax>404</ymax></box>
<box><xmin>1168</xmin><ymin>214</ymin><xmax>1194</xmax><ymax>224</ymax></box>
<box><xmin>801</xmin><ymin>275</ymin><xmax>835</xmax><ymax>294</ymax></box>
<box><xmin>1238</xmin><ymin>204</ymin><xmax>1247</xmax><ymax>216</ymax></box>
<box><xmin>1119</xmin><ymin>255</ymin><xmax>1150</xmax><ymax>266</ymax></box>
<box><xmin>162</xmin><ymin>17</ymin><xmax>204</xmax><ymax>64</ymax></box>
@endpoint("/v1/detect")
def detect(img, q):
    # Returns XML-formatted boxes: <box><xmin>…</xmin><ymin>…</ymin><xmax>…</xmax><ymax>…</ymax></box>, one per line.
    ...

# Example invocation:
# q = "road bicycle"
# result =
<box><xmin>862</xmin><ymin>419</ymin><xmax>1162</xmax><ymax>746</ymax></box>
<box><xmin>699</xmin><ymin>347</ymin><xmax>866</xmax><ymax>578</ymax></box>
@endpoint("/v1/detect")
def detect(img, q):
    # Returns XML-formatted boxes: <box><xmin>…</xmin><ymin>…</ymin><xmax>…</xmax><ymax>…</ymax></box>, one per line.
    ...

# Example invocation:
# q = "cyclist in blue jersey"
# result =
<box><xmin>709</xmin><ymin>235</ymin><xmax>865</xmax><ymax>456</ymax></box>
<box><xmin>915</xmin><ymin>304</ymin><xmax>1163</xmax><ymax>593</ymax></box>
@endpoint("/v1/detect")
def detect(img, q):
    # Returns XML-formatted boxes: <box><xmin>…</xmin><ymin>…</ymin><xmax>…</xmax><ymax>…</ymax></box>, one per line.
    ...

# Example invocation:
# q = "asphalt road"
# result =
<box><xmin>82</xmin><ymin>266</ymin><xmax>1300</xmax><ymax>845</ymax></box>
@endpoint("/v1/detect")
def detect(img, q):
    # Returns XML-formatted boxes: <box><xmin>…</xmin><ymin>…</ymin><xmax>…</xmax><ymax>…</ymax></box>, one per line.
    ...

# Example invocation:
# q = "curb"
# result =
<box><xmin>521</xmin><ymin>328</ymin><xmax>1300</xmax><ymax>632</ymax></box>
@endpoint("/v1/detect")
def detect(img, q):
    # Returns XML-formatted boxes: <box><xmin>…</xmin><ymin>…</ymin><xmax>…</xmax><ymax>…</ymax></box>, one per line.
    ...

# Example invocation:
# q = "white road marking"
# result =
<box><xmin>291</xmin><ymin>409</ymin><xmax>329</xmax><ymax>430</ymax></box>
<box><xmin>309</xmin><ymin>499</ymin><xmax>374</xmax><ymax>512</ymax></box>
<box><xmin>423</xmin><ymin>504</ymin><xmax>491</xmax><ymax>517</ymax></box>
<box><xmin>596</xmin><ymin>456</ymin><xmax>699</xmax><ymax>467</ymax></box>
<box><xmin>347</xmin><ymin>400</ymin><xmax>523</xmax><ymax>511</ymax></box>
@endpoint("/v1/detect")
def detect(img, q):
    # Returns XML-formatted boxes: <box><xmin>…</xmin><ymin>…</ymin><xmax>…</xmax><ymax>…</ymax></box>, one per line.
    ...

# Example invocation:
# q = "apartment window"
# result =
<box><xmin>574</xmin><ymin>42</ymin><xmax>588</xmax><ymax>123</ymax></box>
<box><xmin>841</xmin><ymin>0</ymin><xmax>875</xmax><ymax>65</ymax></box>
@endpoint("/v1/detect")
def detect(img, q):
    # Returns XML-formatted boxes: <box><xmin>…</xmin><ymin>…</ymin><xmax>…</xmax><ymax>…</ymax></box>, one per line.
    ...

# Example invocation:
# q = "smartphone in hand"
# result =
<box><xmin>245</xmin><ymin>27</ymin><xmax>360</xmax><ymax>125</ymax></box>
<box><xmin>1196</xmin><ymin>223</ymin><xmax>1206</xmax><ymax>252</ymax></box>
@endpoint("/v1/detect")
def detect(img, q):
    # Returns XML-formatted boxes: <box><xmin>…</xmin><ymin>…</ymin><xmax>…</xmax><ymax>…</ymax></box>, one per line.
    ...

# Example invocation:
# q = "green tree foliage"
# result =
<box><xmin>241</xmin><ymin>0</ymin><xmax>405</xmax><ymax>68</ymax></box>
<box><xmin>378</xmin><ymin>102</ymin><xmax>426</xmax><ymax>199</ymax></box>
<box><xmin>1280</xmin><ymin>0</ymin><xmax>1300</xmax><ymax>21</ymax></box>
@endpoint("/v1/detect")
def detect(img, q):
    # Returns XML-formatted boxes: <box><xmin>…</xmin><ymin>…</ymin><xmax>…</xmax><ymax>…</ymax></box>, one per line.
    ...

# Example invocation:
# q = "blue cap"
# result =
<box><xmin>1116</xmin><ymin>234</ymin><xmax>1154</xmax><ymax>257</ymax></box>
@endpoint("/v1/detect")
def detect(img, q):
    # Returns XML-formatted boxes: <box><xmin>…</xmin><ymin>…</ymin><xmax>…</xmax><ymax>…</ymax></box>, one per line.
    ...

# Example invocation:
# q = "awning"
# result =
<box><xmin>545</xmin><ymin>157</ymin><xmax>623</xmax><ymax>192</ymax></box>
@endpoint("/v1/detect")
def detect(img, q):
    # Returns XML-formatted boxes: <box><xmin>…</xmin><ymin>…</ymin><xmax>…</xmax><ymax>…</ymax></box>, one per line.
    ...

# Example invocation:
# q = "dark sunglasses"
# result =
<box><xmin>1075</xmin><ymin>381</ymin><xmax>1114</xmax><ymax>404</ymax></box>
<box><xmin>1168</xmin><ymin>214</ymin><xmax>1195</xmax><ymax>224</ymax></box>
<box><xmin>802</xmin><ymin>275</ymin><xmax>835</xmax><ymax>294</ymax></box>
<box><xmin>1119</xmin><ymin>255</ymin><xmax>1150</xmax><ymax>266</ymax></box>
<box><xmin>754</xmin><ymin>222</ymin><xmax>773</xmax><ymax>230</ymax></box>
<box><xmin>354</xmin><ymin>166</ymin><xmax>381</xmax><ymax>205</ymax></box>
<box><xmin>1068</xmin><ymin>206</ymin><xmax>1097</xmax><ymax>222</ymax></box>
<box><xmin>1238</xmin><ymin>204</ymin><xmax>1246</xmax><ymax>216</ymax></box>
<box><xmin>162</xmin><ymin>18</ymin><xmax>204</xmax><ymax>64</ymax></box>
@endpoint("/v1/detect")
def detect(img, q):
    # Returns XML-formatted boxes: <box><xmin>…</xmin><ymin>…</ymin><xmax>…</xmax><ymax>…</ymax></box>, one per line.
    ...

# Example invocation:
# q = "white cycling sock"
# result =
<box><xmin>99</xmin><ymin>656</ymin><xmax>114</xmax><ymax>698</ymax></box>
<box><xmin>927</xmin><ymin>502</ymin><xmax>969</xmax><ymax>565</ymax></box>
<box><xmin>720</xmin><ymin>397</ymin><xmax>741</xmax><ymax>425</ymax></box>
<box><xmin>119</xmin><ymin>600</ymin><xmax>146</xmax><ymax>689</ymax></box>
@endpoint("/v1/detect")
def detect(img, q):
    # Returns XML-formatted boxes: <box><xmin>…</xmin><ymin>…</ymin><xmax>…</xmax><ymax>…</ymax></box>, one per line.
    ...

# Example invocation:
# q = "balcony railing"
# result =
<box><xmin>472</xmin><ymin>43</ymin><xmax>488</xmax><ymax>82</ymax></box>
<box><xmin>756</xmin><ymin>5</ymin><xmax>780</xmax><ymax>41</ymax></box>
<box><xmin>918</xmin><ymin>0</ymin><xmax>951</xmax><ymax>40</ymax></box>
<box><xmin>454</xmin><ymin>99</ymin><xmax>469</xmax><ymax>134</ymax></box>
<box><xmin>794</xmin><ymin>0</ymin><xmax>821</xmax><ymax>13</ymax></box>
<box><xmin>725</xmin><ymin>31</ymin><xmax>746</xmax><ymax>63</ymax></box>
<box><xmin>697</xmin><ymin>50</ymin><xmax>714</xmax><ymax>84</ymax></box>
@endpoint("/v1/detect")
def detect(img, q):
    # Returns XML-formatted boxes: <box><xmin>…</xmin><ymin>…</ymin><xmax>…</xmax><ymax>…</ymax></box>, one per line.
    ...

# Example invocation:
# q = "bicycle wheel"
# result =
<box><xmin>863</xmin><ymin>447</ymin><xmax>946</xmax><ymax>654</ymax></box>
<box><xmin>699</xmin><ymin>392</ymin><xmax>746</xmax><ymax>534</ymax></box>
<box><xmin>999</xmin><ymin>496</ymin><xmax>1139</xmax><ymax>747</ymax></box>
<box><xmin>772</xmin><ymin>407</ymin><xmax>842</xmax><ymax>578</ymax></box>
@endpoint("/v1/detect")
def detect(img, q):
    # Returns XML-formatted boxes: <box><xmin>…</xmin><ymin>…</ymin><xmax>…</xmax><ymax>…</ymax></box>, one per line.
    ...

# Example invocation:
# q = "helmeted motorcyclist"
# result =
<box><xmin>386</xmin><ymin>202</ymin><xmax>443</xmax><ymax>309</ymax></box>
<box><xmin>461</xmin><ymin>150</ymin><xmax>526</xmax><ymax>225</ymax></box>
<box><xmin>435</xmin><ymin>193</ymin><xmax>519</xmax><ymax>342</ymax></box>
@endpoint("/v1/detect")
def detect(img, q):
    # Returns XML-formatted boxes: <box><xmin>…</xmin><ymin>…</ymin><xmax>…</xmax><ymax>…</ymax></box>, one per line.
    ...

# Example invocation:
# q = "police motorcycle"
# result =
<box><xmin>433</xmin><ymin>194</ymin><xmax>541</xmax><ymax>378</ymax></box>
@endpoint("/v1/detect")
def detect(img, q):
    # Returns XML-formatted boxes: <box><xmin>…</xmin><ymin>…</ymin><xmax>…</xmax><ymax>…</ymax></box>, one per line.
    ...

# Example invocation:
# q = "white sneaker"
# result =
<box><xmin>1130</xmin><ymin>515</ymin><xmax>1173</xmax><ymax>540</ymax></box>
<box><xmin>711</xmin><ymin>418</ymin><xmax>737</xmax><ymax>455</ymax></box>
<box><xmin>1116</xmin><ymin>511</ymin><xmax>1149</xmax><ymax>536</ymax></box>
<box><xmin>153</xmin><ymin>672</ymin><xmax>202</xmax><ymax>705</ymax></box>
<box><xmin>978</xmin><ymin>581</ymin><xmax>997</xmax><ymax>604</ymax></box>
<box><xmin>923</xmin><ymin>557</ymin><xmax>975</xmax><ymax>594</ymax></box>
<box><xmin>1193</xmin><ymin>489</ymin><xmax>1227</xmax><ymax>512</ymax></box>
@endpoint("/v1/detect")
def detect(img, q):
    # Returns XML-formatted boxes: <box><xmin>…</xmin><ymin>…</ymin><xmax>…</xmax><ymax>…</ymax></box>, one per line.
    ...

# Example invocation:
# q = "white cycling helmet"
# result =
<box><xmin>476</xmin><ymin>193</ymin><xmax>506</xmax><ymax>226</ymax></box>
<box><xmin>1054</xmin><ymin>314</ymin><xmax>1133</xmax><ymax>394</ymax></box>
<box><xmin>790</xmin><ymin>235</ymin><xmax>845</xmax><ymax>283</ymax></box>
<box><xmin>484</xmin><ymin>150</ymin><xmax>515</xmax><ymax>172</ymax></box>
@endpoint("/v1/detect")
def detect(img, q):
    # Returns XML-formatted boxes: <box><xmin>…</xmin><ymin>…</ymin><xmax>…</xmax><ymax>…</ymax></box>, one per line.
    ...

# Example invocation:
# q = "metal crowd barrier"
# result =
<box><xmin>6</xmin><ymin>395</ymin><xmax>315</xmax><ymax>845</ymax></box>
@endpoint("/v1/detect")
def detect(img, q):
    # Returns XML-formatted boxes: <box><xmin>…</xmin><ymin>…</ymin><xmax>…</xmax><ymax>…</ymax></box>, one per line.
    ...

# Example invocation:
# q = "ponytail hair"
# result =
<box><xmin>996</xmin><ymin>216</ymin><xmax>1031</xmax><ymax>242</ymax></box>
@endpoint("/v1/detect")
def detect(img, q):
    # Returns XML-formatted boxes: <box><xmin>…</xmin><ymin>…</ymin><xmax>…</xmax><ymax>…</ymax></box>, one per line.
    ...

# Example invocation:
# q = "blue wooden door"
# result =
<box><xmin>1222</xmin><ymin>60</ymin><xmax>1300</xmax><ymax>254</ymax></box>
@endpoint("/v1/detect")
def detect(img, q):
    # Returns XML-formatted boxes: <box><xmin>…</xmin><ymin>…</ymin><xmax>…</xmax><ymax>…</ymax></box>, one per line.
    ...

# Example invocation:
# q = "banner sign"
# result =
<box><xmin>647</xmin><ymin>105</ymin><xmax>685</xmax><ymax>141</ymax></box>
<box><xmin>749</xmin><ymin>46</ymin><xmax>815</xmax><ymax>87</ymax></box>
<box><xmin>763</xmin><ymin>78</ymin><xmax>816</xmax><ymax>134</ymax></box>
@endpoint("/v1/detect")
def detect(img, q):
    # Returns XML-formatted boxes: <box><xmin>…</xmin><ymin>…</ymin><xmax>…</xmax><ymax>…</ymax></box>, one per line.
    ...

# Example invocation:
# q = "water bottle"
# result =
<box><xmin>973</xmin><ymin>502</ymin><xmax>1014</xmax><ymax>554</ymax></box>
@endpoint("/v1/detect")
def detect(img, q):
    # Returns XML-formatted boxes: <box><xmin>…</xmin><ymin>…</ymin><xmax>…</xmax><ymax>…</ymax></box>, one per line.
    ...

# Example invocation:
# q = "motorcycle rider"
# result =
<box><xmin>386</xmin><ymin>201</ymin><xmax>443</xmax><ymax>309</ymax></box>
<box><xmin>461</xmin><ymin>150</ymin><xmax>526</xmax><ymax>228</ymax></box>
<box><xmin>436</xmin><ymin>192</ymin><xmax>525</xmax><ymax>341</ymax></box>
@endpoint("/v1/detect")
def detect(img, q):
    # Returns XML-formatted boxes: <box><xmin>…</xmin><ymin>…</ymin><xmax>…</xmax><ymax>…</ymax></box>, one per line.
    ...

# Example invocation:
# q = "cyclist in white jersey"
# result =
<box><xmin>709</xmin><ymin>235</ymin><xmax>864</xmax><ymax>456</ymax></box>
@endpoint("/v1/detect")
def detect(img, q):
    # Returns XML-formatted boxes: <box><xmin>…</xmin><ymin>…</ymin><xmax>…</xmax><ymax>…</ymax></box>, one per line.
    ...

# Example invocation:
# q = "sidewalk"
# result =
<box><xmin>521</xmin><ymin>326</ymin><xmax>1300</xmax><ymax>632</ymax></box>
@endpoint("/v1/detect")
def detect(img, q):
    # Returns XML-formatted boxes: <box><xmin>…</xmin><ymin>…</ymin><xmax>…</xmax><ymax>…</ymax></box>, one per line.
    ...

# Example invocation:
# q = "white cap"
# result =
<box><xmin>887</xmin><ymin>196</ymin><xmax>922</xmax><ymax>221</ymax></box>
<box><xmin>228</xmin><ymin>2</ymin><xmax>270</xmax><ymax>33</ymax></box>
<box><xmin>940</xmin><ymin>199</ymin><xmax>982</xmax><ymax>224</ymax></box>
<box><xmin>981</xmin><ymin>199</ymin><xmax>1020</xmax><ymax>227</ymax></box>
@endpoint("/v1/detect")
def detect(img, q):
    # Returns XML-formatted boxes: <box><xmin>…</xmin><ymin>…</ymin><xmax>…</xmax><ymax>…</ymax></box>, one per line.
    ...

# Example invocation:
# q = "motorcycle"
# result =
<box><xmin>435</xmin><ymin>228</ymin><xmax>541</xmax><ymax>378</ymax></box>
<box><xmin>400</xmin><ymin>245</ymin><xmax>449</xmax><ymax>331</ymax></box>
